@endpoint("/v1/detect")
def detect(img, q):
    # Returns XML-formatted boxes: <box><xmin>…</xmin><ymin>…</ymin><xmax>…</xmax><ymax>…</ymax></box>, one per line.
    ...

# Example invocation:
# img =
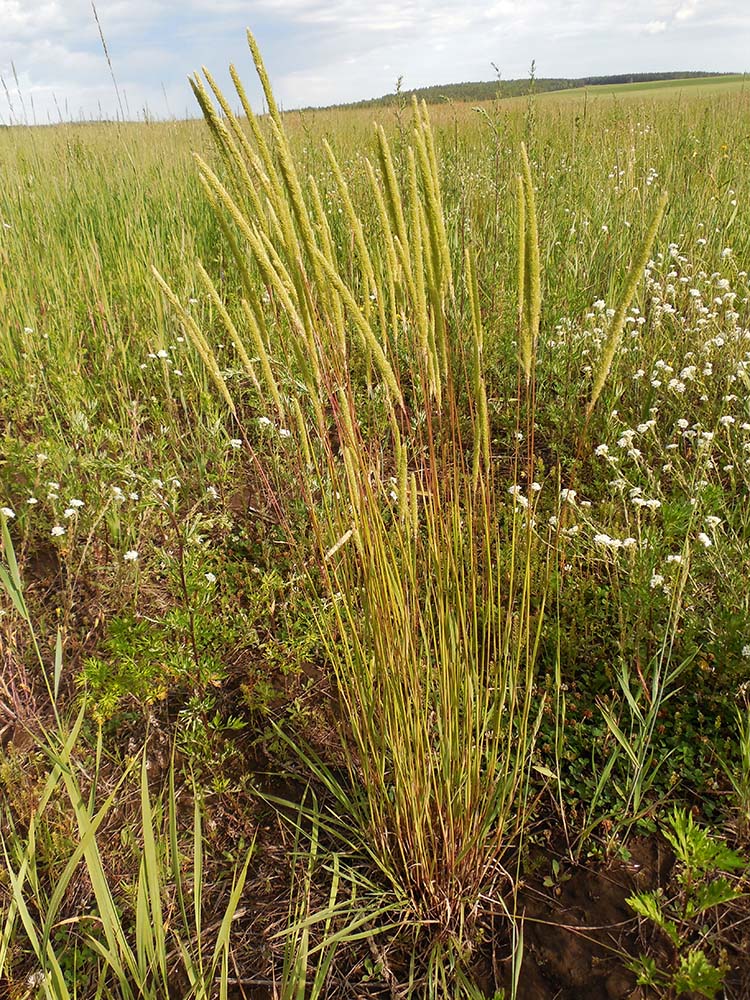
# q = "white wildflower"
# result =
<box><xmin>594</xmin><ymin>533</ymin><xmax>622</xmax><ymax>549</ymax></box>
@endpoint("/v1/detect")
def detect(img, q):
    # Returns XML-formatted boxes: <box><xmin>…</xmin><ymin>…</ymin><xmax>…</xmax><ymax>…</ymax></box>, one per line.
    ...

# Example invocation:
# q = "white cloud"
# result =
<box><xmin>644</xmin><ymin>19</ymin><xmax>668</xmax><ymax>32</ymax></box>
<box><xmin>675</xmin><ymin>0</ymin><xmax>699</xmax><ymax>20</ymax></box>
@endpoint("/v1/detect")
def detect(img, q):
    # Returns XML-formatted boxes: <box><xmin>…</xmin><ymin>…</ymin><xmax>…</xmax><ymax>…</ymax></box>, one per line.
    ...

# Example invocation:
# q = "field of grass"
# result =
<box><xmin>2</xmin><ymin>34</ymin><xmax>750</xmax><ymax>999</ymax></box>
<box><xmin>548</xmin><ymin>73</ymin><xmax>748</xmax><ymax>99</ymax></box>
<box><xmin>329</xmin><ymin>72</ymin><xmax>743</xmax><ymax>112</ymax></box>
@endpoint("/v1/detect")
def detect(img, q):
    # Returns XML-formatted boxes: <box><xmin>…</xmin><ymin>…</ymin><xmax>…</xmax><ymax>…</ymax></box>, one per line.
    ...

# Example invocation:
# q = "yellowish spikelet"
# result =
<box><xmin>151</xmin><ymin>267</ymin><xmax>236</xmax><ymax>416</ymax></box>
<box><xmin>587</xmin><ymin>190</ymin><xmax>668</xmax><ymax>416</ymax></box>
<box><xmin>519</xmin><ymin>144</ymin><xmax>541</xmax><ymax>384</ymax></box>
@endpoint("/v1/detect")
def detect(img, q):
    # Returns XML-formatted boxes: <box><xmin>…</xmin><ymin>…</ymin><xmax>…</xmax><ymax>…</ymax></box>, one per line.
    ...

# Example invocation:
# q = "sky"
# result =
<box><xmin>0</xmin><ymin>0</ymin><xmax>748</xmax><ymax>124</ymax></box>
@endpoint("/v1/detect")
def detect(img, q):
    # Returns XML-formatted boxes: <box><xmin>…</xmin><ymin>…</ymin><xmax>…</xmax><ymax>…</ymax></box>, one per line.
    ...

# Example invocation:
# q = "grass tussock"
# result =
<box><xmin>166</xmin><ymin>36</ymin><xmax>549</xmax><ymax>945</ymax></box>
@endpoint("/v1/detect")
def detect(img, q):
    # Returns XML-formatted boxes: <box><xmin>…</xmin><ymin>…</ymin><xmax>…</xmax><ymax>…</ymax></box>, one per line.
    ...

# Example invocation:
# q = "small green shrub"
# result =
<box><xmin>626</xmin><ymin>808</ymin><xmax>746</xmax><ymax>998</ymax></box>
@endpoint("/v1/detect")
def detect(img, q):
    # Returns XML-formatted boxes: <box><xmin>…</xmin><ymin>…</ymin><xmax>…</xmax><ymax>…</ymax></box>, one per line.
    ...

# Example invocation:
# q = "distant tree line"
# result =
<box><xmin>317</xmin><ymin>71</ymin><xmax>737</xmax><ymax>112</ymax></box>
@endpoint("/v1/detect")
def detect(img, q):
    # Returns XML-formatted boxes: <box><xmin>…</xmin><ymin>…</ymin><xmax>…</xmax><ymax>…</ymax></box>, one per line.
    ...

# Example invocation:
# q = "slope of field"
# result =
<box><xmin>548</xmin><ymin>72</ymin><xmax>748</xmax><ymax>99</ymax></box>
<box><xmin>323</xmin><ymin>70</ymin><xmax>744</xmax><ymax>111</ymax></box>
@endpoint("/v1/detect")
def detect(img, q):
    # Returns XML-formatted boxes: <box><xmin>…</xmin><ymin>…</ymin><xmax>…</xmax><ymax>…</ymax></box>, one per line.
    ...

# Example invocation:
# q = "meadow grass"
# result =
<box><xmin>1</xmin><ymin>39</ymin><xmax>750</xmax><ymax>997</ymax></box>
<box><xmin>547</xmin><ymin>73</ymin><xmax>749</xmax><ymax>99</ymax></box>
